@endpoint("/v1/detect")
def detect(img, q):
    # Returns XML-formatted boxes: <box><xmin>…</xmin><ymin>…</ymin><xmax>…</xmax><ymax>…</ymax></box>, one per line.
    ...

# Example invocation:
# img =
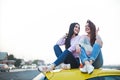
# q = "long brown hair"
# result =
<box><xmin>87</xmin><ymin>20</ymin><xmax>96</xmax><ymax>46</ymax></box>
<box><xmin>65</xmin><ymin>23</ymin><xmax>80</xmax><ymax>49</ymax></box>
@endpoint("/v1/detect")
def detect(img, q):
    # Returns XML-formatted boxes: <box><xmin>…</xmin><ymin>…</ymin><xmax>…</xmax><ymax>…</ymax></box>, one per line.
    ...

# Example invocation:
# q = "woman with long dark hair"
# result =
<box><xmin>38</xmin><ymin>22</ymin><xmax>81</xmax><ymax>72</ymax></box>
<box><xmin>79</xmin><ymin>20</ymin><xmax>103</xmax><ymax>74</ymax></box>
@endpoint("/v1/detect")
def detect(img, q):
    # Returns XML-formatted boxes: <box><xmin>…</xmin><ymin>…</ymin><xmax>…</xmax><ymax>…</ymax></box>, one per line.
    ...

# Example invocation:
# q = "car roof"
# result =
<box><xmin>45</xmin><ymin>68</ymin><xmax>120</xmax><ymax>80</ymax></box>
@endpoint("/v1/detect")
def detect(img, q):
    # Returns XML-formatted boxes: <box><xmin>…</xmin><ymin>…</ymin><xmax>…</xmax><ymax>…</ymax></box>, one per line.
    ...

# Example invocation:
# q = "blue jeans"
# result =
<box><xmin>80</xmin><ymin>43</ymin><xmax>103</xmax><ymax>69</ymax></box>
<box><xmin>53</xmin><ymin>45</ymin><xmax>80</xmax><ymax>68</ymax></box>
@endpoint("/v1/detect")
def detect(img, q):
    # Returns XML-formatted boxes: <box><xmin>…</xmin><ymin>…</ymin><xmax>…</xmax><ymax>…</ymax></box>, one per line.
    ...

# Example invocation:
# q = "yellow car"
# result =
<box><xmin>33</xmin><ymin>68</ymin><xmax>120</xmax><ymax>80</ymax></box>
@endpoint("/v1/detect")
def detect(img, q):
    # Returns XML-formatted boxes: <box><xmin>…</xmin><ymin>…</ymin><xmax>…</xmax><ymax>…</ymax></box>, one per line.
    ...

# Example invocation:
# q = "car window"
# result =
<box><xmin>87</xmin><ymin>76</ymin><xmax>120</xmax><ymax>80</ymax></box>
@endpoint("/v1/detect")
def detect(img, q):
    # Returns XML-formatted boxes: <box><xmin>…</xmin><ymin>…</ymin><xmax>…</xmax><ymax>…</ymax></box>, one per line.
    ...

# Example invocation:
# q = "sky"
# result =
<box><xmin>0</xmin><ymin>0</ymin><xmax>120</xmax><ymax>65</ymax></box>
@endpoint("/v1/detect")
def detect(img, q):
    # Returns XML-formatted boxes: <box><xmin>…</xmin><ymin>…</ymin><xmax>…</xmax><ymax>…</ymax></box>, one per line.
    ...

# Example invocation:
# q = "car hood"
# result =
<box><xmin>44</xmin><ymin>68</ymin><xmax>120</xmax><ymax>80</ymax></box>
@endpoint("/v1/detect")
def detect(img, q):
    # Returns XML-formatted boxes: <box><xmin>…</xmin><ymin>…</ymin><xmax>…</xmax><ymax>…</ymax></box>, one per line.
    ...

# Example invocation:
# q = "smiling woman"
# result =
<box><xmin>0</xmin><ymin>0</ymin><xmax>120</xmax><ymax>66</ymax></box>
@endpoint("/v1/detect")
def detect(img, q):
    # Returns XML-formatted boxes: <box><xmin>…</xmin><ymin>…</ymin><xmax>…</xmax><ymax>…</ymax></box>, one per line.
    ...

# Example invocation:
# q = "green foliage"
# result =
<box><xmin>8</xmin><ymin>54</ymin><xmax>16</xmax><ymax>60</ymax></box>
<box><xmin>14</xmin><ymin>59</ymin><xmax>21</xmax><ymax>67</ymax></box>
<box><xmin>32</xmin><ymin>59</ymin><xmax>39</xmax><ymax>65</ymax></box>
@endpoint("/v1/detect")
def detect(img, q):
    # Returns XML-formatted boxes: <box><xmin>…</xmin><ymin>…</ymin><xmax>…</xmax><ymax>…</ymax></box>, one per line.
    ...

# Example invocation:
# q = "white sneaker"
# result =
<box><xmin>38</xmin><ymin>64</ymin><xmax>55</xmax><ymax>72</ymax></box>
<box><xmin>86</xmin><ymin>64</ymin><xmax>94</xmax><ymax>74</ymax></box>
<box><xmin>80</xmin><ymin>64</ymin><xmax>94</xmax><ymax>74</ymax></box>
<box><xmin>80</xmin><ymin>65</ymin><xmax>87</xmax><ymax>73</ymax></box>
<box><xmin>38</xmin><ymin>65</ymin><xmax>47</xmax><ymax>72</ymax></box>
<box><xmin>61</xmin><ymin>63</ymin><xmax>71</xmax><ymax>70</ymax></box>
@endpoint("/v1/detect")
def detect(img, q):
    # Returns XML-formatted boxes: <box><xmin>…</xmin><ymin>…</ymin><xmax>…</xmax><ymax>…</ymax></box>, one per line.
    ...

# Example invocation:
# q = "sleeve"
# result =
<box><xmin>68</xmin><ymin>35</ymin><xmax>81</xmax><ymax>52</ymax></box>
<box><xmin>79</xmin><ymin>35</ymin><xmax>93</xmax><ymax>52</ymax></box>
<box><xmin>56</xmin><ymin>37</ymin><xmax>66</xmax><ymax>46</ymax></box>
<box><xmin>96</xmin><ymin>35</ymin><xmax>102</xmax><ymax>42</ymax></box>
<box><xmin>72</xmin><ymin>35</ymin><xmax>81</xmax><ymax>45</ymax></box>
<box><xmin>68</xmin><ymin>45</ymin><xmax>76</xmax><ymax>52</ymax></box>
<box><xmin>79</xmin><ymin>35</ymin><xmax>85</xmax><ymax>46</ymax></box>
<box><xmin>96</xmin><ymin>34</ymin><xmax>103</xmax><ymax>47</ymax></box>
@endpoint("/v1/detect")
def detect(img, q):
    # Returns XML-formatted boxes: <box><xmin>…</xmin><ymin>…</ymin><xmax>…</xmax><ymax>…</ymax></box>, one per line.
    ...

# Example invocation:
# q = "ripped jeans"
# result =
<box><xmin>80</xmin><ymin>43</ymin><xmax>103</xmax><ymax>69</ymax></box>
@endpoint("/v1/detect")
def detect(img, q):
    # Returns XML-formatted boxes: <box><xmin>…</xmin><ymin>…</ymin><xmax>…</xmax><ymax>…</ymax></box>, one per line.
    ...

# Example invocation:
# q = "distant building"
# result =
<box><xmin>20</xmin><ymin>59</ymin><xmax>25</xmax><ymax>65</ymax></box>
<box><xmin>0</xmin><ymin>52</ymin><xmax>8</xmax><ymax>64</ymax></box>
<box><xmin>25</xmin><ymin>60</ymin><xmax>33</xmax><ymax>65</ymax></box>
<box><xmin>37</xmin><ymin>60</ymin><xmax>45</xmax><ymax>66</ymax></box>
<box><xmin>0</xmin><ymin>52</ymin><xmax>8</xmax><ymax>61</ymax></box>
<box><xmin>1</xmin><ymin>60</ymin><xmax>16</xmax><ymax>64</ymax></box>
<box><xmin>0</xmin><ymin>52</ymin><xmax>15</xmax><ymax>65</ymax></box>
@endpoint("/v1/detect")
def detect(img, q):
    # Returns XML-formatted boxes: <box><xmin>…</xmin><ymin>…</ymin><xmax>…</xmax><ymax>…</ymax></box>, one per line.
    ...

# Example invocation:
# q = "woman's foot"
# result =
<box><xmin>87</xmin><ymin>64</ymin><xmax>94</xmax><ymax>74</ymax></box>
<box><xmin>80</xmin><ymin>64</ymin><xmax>94</xmax><ymax>74</ymax></box>
<box><xmin>80</xmin><ymin>65</ymin><xmax>87</xmax><ymax>73</ymax></box>
<box><xmin>60</xmin><ymin>63</ymin><xmax>71</xmax><ymax>70</ymax></box>
<box><xmin>38</xmin><ymin>64</ymin><xmax>55</xmax><ymax>72</ymax></box>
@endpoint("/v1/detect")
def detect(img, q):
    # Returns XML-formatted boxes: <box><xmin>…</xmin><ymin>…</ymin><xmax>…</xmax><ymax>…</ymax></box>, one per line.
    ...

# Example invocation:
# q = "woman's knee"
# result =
<box><xmin>54</xmin><ymin>44</ymin><xmax>59</xmax><ymax>50</ymax></box>
<box><xmin>93</xmin><ymin>60</ymin><xmax>103</xmax><ymax>69</ymax></box>
<box><xmin>94</xmin><ymin>43</ymin><xmax>101</xmax><ymax>49</ymax></box>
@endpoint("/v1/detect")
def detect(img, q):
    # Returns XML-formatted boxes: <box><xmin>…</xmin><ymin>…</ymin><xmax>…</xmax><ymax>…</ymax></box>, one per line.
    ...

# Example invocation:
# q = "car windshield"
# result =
<box><xmin>87</xmin><ymin>75</ymin><xmax>120</xmax><ymax>80</ymax></box>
